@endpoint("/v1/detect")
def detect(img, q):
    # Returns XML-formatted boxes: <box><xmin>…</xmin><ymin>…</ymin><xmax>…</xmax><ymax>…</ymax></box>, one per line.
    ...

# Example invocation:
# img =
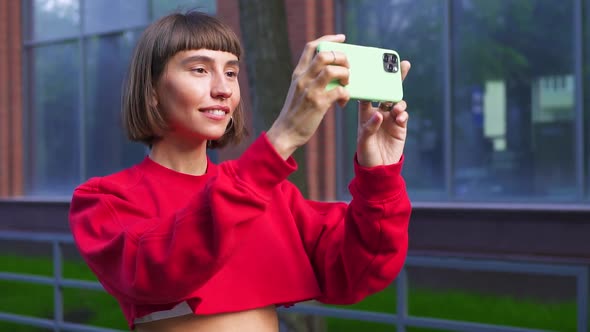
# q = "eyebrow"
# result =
<box><xmin>181</xmin><ymin>55</ymin><xmax>240</xmax><ymax>67</ymax></box>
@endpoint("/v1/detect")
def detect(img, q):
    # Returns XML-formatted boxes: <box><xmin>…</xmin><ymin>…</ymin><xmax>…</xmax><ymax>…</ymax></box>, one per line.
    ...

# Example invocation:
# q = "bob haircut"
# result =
<box><xmin>122</xmin><ymin>10</ymin><xmax>247</xmax><ymax>149</ymax></box>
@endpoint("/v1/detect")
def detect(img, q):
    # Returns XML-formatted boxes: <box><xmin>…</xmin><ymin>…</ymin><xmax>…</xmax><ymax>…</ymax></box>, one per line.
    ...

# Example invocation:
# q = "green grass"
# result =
<box><xmin>326</xmin><ymin>286</ymin><xmax>577</xmax><ymax>332</ymax></box>
<box><xmin>0</xmin><ymin>254</ymin><xmax>579</xmax><ymax>332</ymax></box>
<box><xmin>0</xmin><ymin>254</ymin><xmax>127</xmax><ymax>331</ymax></box>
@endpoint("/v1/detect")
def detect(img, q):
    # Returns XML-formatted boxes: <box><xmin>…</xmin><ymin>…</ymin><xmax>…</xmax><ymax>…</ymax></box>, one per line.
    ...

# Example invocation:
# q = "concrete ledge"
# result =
<box><xmin>1</xmin><ymin>201</ymin><xmax>589</xmax><ymax>261</ymax></box>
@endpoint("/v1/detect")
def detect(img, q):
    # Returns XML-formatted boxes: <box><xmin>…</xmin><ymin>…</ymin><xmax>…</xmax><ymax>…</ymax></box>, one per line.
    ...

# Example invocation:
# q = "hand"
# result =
<box><xmin>267</xmin><ymin>34</ymin><xmax>351</xmax><ymax>159</ymax></box>
<box><xmin>356</xmin><ymin>61</ymin><xmax>411</xmax><ymax>167</ymax></box>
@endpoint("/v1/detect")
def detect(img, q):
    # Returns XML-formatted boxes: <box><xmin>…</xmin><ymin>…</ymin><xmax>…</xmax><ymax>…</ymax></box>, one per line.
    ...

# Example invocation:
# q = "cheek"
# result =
<box><xmin>231</xmin><ymin>83</ymin><xmax>241</xmax><ymax>109</ymax></box>
<box><xmin>159</xmin><ymin>75</ymin><xmax>203</xmax><ymax>108</ymax></box>
<box><xmin>157</xmin><ymin>79</ymin><xmax>181</xmax><ymax>110</ymax></box>
<box><xmin>168</xmin><ymin>81</ymin><xmax>201</xmax><ymax>106</ymax></box>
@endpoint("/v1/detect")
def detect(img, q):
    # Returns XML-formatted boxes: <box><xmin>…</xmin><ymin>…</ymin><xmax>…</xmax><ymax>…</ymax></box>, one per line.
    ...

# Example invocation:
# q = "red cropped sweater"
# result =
<box><xmin>69</xmin><ymin>133</ymin><xmax>411</xmax><ymax>330</ymax></box>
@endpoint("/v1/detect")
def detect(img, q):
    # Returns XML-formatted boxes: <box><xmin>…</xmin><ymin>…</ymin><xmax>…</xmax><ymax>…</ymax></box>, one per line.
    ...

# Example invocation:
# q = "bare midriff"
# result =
<box><xmin>134</xmin><ymin>305</ymin><xmax>279</xmax><ymax>332</ymax></box>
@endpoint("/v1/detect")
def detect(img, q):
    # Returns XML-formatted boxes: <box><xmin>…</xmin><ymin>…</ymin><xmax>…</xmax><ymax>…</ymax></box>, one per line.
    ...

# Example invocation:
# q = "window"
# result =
<box><xmin>23</xmin><ymin>0</ymin><xmax>216</xmax><ymax>197</ymax></box>
<box><xmin>339</xmin><ymin>0</ymin><xmax>586</xmax><ymax>203</ymax></box>
<box><xmin>452</xmin><ymin>0</ymin><xmax>576</xmax><ymax>201</ymax></box>
<box><xmin>338</xmin><ymin>0</ymin><xmax>446</xmax><ymax>200</ymax></box>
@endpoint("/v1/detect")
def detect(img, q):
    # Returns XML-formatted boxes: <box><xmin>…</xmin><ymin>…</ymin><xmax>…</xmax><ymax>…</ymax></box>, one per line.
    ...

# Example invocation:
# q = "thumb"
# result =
<box><xmin>359</xmin><ymin>112</ymin><xmax>383</xmax><ymax>139</ymax></box>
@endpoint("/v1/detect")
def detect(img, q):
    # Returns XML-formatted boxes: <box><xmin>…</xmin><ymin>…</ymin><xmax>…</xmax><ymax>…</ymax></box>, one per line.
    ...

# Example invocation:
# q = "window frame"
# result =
<box><xmin>334</xmin><ymin>0</ymin><xmax>589</xmax><ymax>207</ymax></box>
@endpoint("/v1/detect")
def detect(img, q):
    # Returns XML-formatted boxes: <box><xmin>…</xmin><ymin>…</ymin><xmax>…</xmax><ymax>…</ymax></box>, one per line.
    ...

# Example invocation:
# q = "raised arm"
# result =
<box><xmin>285</xmin><ymin>156</ymin><xmax>411</xmax><ymax>304</ymax></box>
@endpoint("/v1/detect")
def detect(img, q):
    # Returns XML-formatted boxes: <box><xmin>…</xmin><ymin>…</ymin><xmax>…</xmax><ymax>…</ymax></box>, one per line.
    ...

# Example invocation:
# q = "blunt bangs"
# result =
<box><xmin>151</xmin><ymin>11</ymin><xmax>242</xmax><ymax>82</ymax></box>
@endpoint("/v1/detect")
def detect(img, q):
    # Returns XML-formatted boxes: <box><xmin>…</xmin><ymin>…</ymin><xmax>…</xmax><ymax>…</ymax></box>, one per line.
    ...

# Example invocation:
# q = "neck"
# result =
<box><xmin>149</xmin><ymin>135</ymin><xmax>209</xmax><ymax>176</ymax></box>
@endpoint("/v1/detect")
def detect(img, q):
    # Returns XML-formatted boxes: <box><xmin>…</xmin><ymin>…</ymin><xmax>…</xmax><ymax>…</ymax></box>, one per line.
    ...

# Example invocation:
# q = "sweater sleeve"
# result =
<box><xmin>285</xmin><ymin>155</ymin><xmax>411</xmax><ymax>304</ymax></box>
<box><xmin>69</xmin><ymin>134</ymin><xmax>296</xmax><ymax>305</ymax></box>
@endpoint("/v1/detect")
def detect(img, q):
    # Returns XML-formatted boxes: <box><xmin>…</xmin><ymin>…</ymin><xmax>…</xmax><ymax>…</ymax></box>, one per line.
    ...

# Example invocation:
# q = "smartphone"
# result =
<box><xmin>316</xmin><ymin>41</ymin><xmax>403</xmax><ymax>103</ymax></box>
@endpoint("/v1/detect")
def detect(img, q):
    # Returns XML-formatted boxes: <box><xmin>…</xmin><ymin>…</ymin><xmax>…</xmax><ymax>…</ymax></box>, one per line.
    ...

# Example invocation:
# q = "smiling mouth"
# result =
<box><xmin>201</xmin><ymin>109</ymin><xmax>227</xmax><ymax>116</ymax></box>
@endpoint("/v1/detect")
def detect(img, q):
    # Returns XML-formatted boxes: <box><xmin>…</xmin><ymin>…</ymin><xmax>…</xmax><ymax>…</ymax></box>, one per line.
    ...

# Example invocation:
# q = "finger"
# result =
<box><xmin>400</xmin><ymin>60</ymin><xmax>411</xmax><ymax>82</ymax></box>
<box><xmin>306</xmin><ymin>50</ymin><xmax>350</xmax><ymax>79</ymax></box>
<box><xmin>378</xmin><ymin>99</ymin><xmax>406</xmax><ymax>116</ymax></box>
<box><xmin>391</xmin><ymin>100</ymin><xmax>407</xmax><ymax>114</ymax></box>
<box><xmin>386</xmin><ymin>101</ymin><xmax>408</xmax><ymax>127</ymax></box>
<box><xmin>311</xmin><ymin>62</ymin><xmax>350</xmax><ymax>89</ymax></box>
<box><xmin>359</xmin><ymin>112</ymin><xmax>383</xmax><ymax>140</ymax></box>
<box><xmin>395</xmin><ymin>111</ymin><xmax>409</xmax><ymax>127</ymax></box>
<box><xmin>317</xmin><ymin>50</ymin><xmax>350</xmax><ymax>68</ymax></box>
<box><xmin>293</xmin><ymin>34</ymin><xmax>346</xmax><ymax>78</ymax></box>
<box><xmin>358</xmin><ymin>100</ymin><xmax>377</xmax><ymax>124</ymax></box>
<box><xmin>325</xmin><ymin>85</ymin><xmax>350</xmax><ymax>108</ymax></box>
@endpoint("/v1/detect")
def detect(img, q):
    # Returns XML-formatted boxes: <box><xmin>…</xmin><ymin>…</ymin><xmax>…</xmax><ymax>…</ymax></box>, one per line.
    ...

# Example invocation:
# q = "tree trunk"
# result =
<box><xmin>238</xmin><ymin>3</ymin><xmax>324</xmax><ymax>332</ymax></box>
<box><xmin>238</xmin><ymin>0</ymin><xmax>307</xmax><ymax>195</ymax></box>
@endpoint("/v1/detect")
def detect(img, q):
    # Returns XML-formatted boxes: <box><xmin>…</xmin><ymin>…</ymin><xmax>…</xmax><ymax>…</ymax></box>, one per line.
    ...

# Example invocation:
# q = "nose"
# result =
<box><xmin>211</xmin><ymin>73</ymin><xmax>232</xmax><ymax>101</ymax></box>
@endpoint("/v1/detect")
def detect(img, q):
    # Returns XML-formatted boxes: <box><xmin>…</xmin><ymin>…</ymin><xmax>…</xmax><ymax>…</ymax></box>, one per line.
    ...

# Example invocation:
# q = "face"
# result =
<box><xmin>154</xmin><ymin>49</ymin><xmax>240</xmax><ymax>143</ymax></box>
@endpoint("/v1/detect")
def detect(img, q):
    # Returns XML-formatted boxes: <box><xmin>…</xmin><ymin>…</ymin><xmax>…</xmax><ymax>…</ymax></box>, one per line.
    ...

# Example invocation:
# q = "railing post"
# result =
<box><xmin>577</xmin><ymin>266</ymin><xmax>589</xmax><ymax>332</ymax></box>
<box><xmin>396</xmin><ymin>268</ymin><xmax>408</xmax><ymax>332</ymax></box>
<box><xmin>53</xmin><ymin>241</ymin><xmax>64</xmax><ymax>332</ymax></box>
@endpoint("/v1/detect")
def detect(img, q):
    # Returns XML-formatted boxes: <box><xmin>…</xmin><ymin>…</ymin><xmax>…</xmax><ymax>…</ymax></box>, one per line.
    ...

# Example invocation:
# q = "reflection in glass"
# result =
<box><xmin>83</xmin><ymin>0</ymin><xmax>148</xmax><ymax>34</ymax></box>
<box><xmin>151</xmin><ymin>0</ymin><xmax>216</xmax><ymax>19</ymax></box>
<box><xmin>84</xmin><ymin>32</ymin><xmax>145</xmax><ymax>179</ymax></box>
<box><xmin>341</xmin><ymin>0</ymin><xmax>445</xmax><ymax>200</ymax></box>
<box><xmin>452</xmin><ymin>0</ymin><xmax>576</xmax><ymax>200</ymax></box>
<box><xmin>30</xmin><ymin>43</ymin><xmax>80</xmax><ymax>195</ymax></box>
<box><xmin>33</xmin><ymin>0</ymin><xmax>80</xmax><ymax>40</ymax></box>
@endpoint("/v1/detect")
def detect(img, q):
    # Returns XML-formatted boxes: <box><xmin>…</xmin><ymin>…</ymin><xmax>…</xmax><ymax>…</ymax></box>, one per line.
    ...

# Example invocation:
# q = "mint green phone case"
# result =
<box><xmin>316</xmin><ymin>41</ymin><xmax>403</xmax><ymax>103</ymax></box>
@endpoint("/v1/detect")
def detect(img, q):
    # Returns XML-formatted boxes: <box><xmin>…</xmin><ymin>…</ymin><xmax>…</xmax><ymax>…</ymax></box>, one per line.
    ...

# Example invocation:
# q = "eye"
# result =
<box><xmin>226</xmin><ymin>70</ymin><xmax>238</xmax><ymax>78</ymax></box>
<box><xmin>191</xmin><ymin>67</ymin><xmax>206</xmax><ymax>74</ymax></box>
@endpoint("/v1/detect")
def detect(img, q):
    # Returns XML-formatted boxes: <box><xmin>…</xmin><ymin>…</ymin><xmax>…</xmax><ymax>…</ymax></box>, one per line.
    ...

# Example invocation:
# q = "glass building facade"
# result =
<box><xmin>21</xmin><ymin>0</ymin><xmax>215</xmax><ymax>196</ymax></box>
<box><xmin>338</xmin><ymin>0</ymin><xmax>590</xmax><ymax>205</ymax></box>
<box><xmin>8</xmin><ymin>0</ymin><xmax>590</xmax><ymax>208</ymax></box>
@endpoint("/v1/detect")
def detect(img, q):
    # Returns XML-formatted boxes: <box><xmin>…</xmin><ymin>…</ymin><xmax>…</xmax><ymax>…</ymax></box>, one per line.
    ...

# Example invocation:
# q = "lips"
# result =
<box><xmin>199</xmin><ymin>105</ymin><xmax>230</xmax><ymax>114</ymax></box>
<box><xmin>199</xmin><ymin>105</ymin><xmax>230</xmax><ymax>120</ymax></box>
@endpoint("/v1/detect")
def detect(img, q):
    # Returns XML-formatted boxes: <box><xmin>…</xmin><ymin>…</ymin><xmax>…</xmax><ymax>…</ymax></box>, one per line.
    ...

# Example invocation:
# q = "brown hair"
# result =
<box><xmin>122</xmin><ymin>10</ymin><xmax>248</xmax><ymax>149</ymax></box>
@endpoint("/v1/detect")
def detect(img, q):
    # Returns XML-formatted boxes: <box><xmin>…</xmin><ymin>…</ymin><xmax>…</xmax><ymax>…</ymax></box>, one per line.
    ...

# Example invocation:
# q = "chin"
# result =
<box><xmin>202</xmin><ymin>131</ymin><xmax>226</xmax><ymax>141</ymax></box>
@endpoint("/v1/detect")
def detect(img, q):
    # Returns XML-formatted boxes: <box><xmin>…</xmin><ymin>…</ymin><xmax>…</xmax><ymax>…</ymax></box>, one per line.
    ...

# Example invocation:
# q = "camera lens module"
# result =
<box><xmin>382</xmin><ymin>53</ymin><xmax>399</xmax><ymax>73</ymax></box>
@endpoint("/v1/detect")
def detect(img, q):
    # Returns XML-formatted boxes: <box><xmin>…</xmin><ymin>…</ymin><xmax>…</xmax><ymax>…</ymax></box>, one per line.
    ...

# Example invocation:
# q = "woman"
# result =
<box><xmin>69</xmin><ymin>10</ymin><xmax>412</xmax><ymax>332</ymax></box>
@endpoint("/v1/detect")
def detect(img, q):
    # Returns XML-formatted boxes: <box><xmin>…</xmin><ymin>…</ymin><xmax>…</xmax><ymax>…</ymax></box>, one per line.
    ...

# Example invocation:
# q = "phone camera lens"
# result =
<box><xmin>383</xmin><ymin>54</ymin><xmax>390</xmax><ymax>62</ymax></box>
<box><xmin>387</xmin><ymin>64</ymin><xmax>394</xmax><ymax>72</ymax></box>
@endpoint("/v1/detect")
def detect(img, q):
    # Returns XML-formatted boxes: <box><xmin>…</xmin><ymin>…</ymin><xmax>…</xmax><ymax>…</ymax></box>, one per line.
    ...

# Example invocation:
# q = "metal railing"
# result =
<box><xmin>0</xmin><ymin>230</ymin><xmax>588</xmax><ymax>332</ymax></box>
